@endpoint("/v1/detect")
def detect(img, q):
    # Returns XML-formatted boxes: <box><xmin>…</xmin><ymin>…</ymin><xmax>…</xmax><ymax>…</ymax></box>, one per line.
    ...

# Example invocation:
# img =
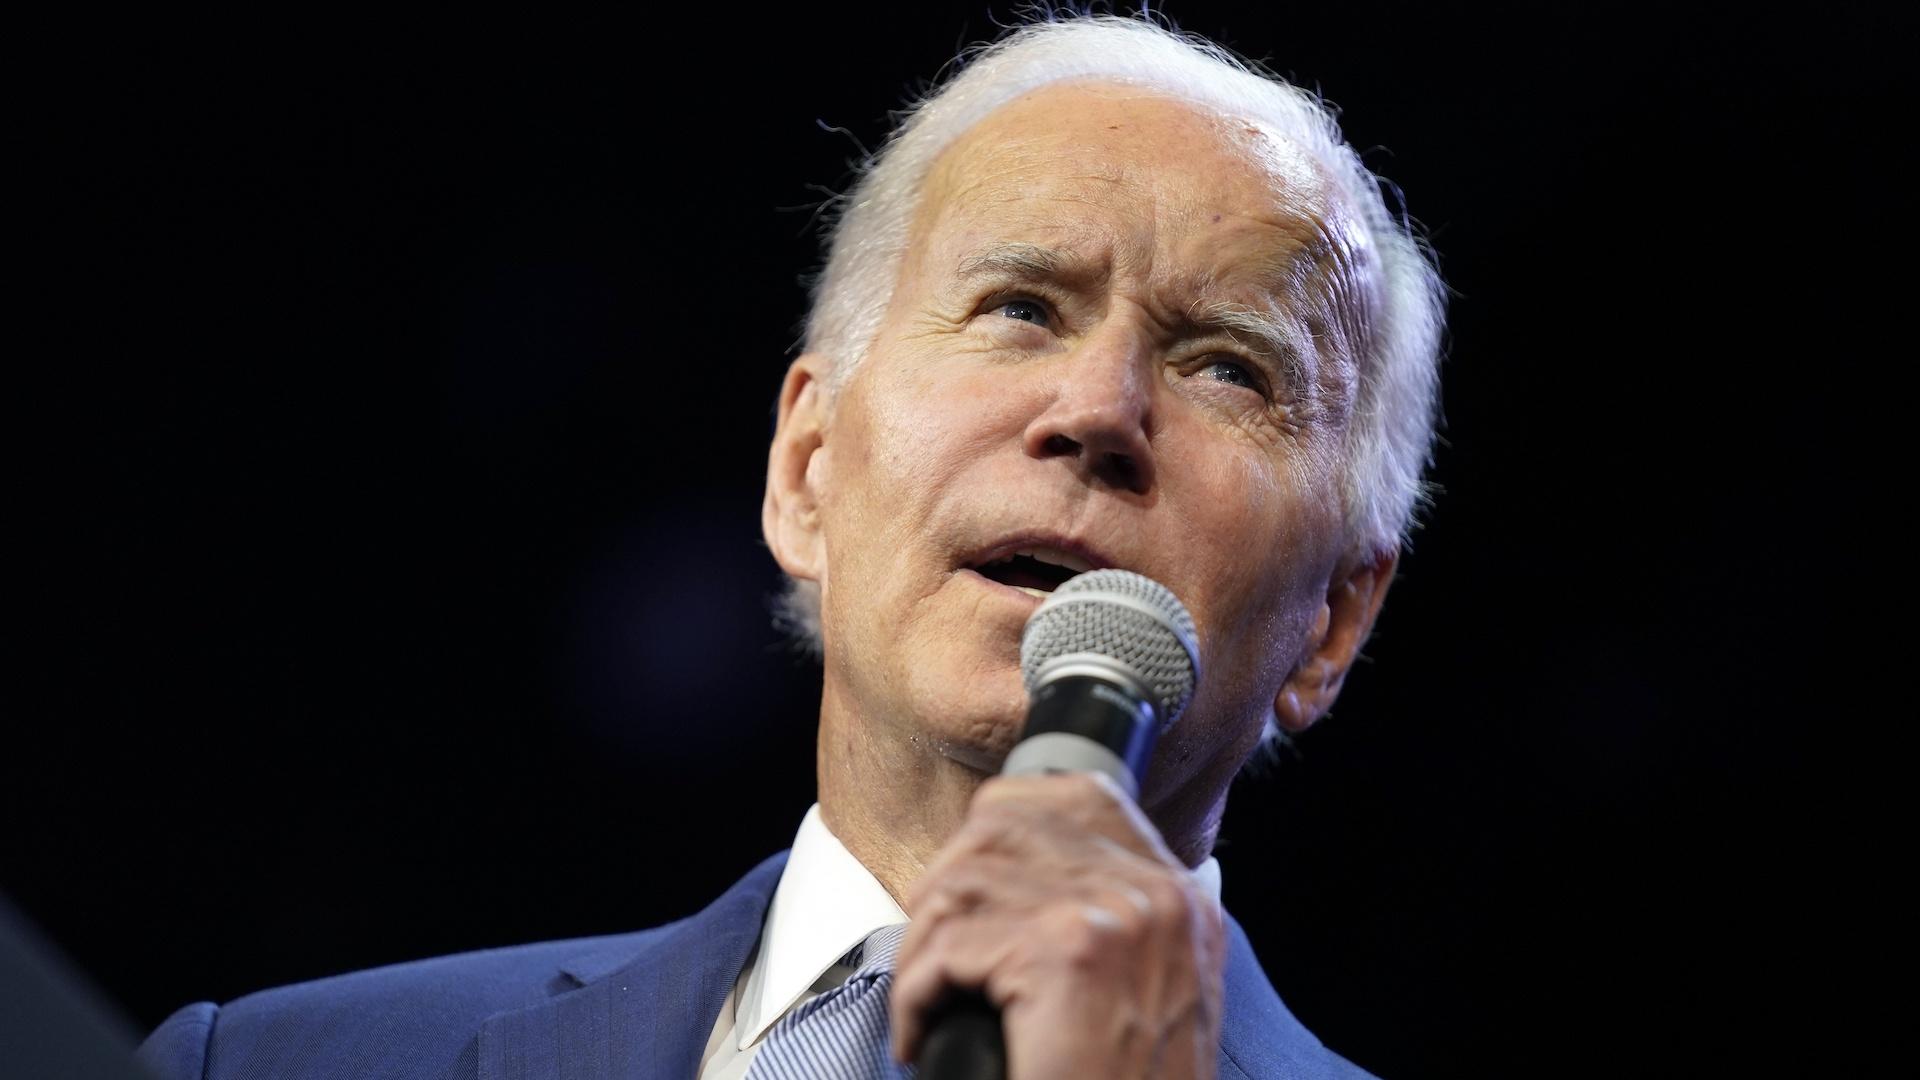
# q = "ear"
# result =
<box><xmin>1272</xmin><ymin>546</ymin><xmax>1399</xmax><ymax>734</ymax></box>
<box><xmin>762</xmin><ymin>354</ymin><xmax>833</xmax><ymax>583</ymax></box>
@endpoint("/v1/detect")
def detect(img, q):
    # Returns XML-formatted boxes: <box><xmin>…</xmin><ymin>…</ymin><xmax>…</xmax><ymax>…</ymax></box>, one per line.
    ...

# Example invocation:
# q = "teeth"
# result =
<box><xmin>1018</xmin><ymin>547</ymin><xmax>1094</xmax><ymax>573</ymax></box>
<box><xmin>1013</xmin><ymin>585</ymin><xmax>1050</xmax><ymax>598</ymax></box>
<box><xmin>976</xmin><ymin>545</ymin><xmax>1099</xmax><ymax>575</ymax></box>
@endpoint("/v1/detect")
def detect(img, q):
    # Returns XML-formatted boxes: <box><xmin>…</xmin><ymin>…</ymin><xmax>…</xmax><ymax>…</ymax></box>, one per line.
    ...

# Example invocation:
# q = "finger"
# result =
<box><xmin>905</xmin><ymin>849</ymin><xmax>1048</xmax><ymax>922</ymax></box>
<box><xmin>887</xmin><ymin>883</ymin><xmax>1167</xmax><ymax>1060</ymax></box>
<box><xmin>890</xmin><ymin>907</ymin><xmax>1025</xmax><ymax>1063</ymax></box>
<box><xmin>908</xmin><ymin>805</ymin><xmax>1092</xmax><ymax>912</ymax></box>
<box><xmin>924</xmin><ymin>771</ymin><xmax>1175</xmax><ymax>887</ymax></box>
<box><xmin>969</xmin><ymin>771</ymin><xmax>1179</xmax><ymax>865</ymax></box>
<box><xmin>907</xmin><ymin>832</ymin><xmax>1175</xmax><ymax>940</ymax></box>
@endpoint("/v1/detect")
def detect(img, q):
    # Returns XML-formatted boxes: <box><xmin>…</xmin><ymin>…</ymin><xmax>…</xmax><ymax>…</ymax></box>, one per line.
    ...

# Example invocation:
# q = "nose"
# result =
<box><xmin>1021</xmin><ymin>326</ymin><xmax>1157</xmax><ymax>497</ymax></box>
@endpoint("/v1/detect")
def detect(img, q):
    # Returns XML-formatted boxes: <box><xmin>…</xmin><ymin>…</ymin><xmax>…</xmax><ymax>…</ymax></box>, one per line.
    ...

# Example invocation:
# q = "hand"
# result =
<box><xmin>891</xmin><ymin>772</ymin><xmax>1226</xmax><ymax>1079</ymax></box>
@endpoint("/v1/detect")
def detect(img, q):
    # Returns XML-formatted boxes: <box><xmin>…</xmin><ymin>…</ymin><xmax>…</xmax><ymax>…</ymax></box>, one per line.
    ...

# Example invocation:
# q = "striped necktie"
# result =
<box><xmin>745</xmin><ymin>923</ymin><xmax>914</xmax><ymax>1079</ymax></box>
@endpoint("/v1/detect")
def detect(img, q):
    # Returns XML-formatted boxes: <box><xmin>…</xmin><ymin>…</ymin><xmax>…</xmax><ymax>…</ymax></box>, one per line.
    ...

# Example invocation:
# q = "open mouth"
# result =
<box><xmin>969</xmin><ymin>547</ymin><xmax>1097</xmax><ymax>596</ymax></box>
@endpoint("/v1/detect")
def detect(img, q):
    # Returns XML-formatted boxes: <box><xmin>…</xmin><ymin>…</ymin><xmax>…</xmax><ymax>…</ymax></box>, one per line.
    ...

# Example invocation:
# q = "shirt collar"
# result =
<box><xmin>735</xmin><ymin>804</ymin><xmax>908</xmax><ymax>1048</ymax></box>
<box><xmin>734</xmin><ymin>802</ymin><xmax>1223</xmax><ymax>1050</ymax></box>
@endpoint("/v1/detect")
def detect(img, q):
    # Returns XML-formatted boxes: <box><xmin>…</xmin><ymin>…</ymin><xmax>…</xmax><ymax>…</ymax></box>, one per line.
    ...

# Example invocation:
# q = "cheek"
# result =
<box><xmin>826</xmin><ymin>365</ymin><xmax>946</xmax><ymax>515</ymax></box>
<box><xmin>854</xmin><ymin>352</ymin><xmax>1040</xmax><ymax>508</ymax></box>
<box><xmin>1175</xmin><ymin>443</ymin><xmax>1284</xmax><ymax>612</ymax></box>
<box><xmin>816</xmin><ymin>355</ymin><xmax>1034</xmax><ymax>601</ymax></box>
<box><xmin>1174</xmin><ymin>442</ymin><xmax>1339</xmax><ymax>698</ymax></box>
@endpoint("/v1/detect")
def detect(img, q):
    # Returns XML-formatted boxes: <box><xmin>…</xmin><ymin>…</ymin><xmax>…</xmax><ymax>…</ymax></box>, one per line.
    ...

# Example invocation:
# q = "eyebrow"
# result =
<box><xmin>955</xmin><ymin>242</ymin><xmax>1087</xmax><ymax>283</ymax></box>
<box><xmin>951</xmin><ymin>242</ymin><xmax>1314</xmax><ymax>399</ymax></box>
<box><xmin>1187</xmin><ymin>300</ymin><xmax>1312</xmax><ymax>398</ymax></box>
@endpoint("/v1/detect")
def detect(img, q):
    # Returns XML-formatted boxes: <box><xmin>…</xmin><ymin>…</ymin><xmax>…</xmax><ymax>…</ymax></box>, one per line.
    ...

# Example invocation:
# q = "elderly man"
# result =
<box><xmin>138</xmin><ymin>15</ymin><xmax>1441</xmax><ymax>1080</ymax></box>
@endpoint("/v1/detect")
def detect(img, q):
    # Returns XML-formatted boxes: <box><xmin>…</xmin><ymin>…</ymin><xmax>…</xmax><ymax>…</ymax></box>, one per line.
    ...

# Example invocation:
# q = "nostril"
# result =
<box><xmin>1030</xmin><ymin>430</ymin><xmax>1150</xmax><ymax>494</ymax></box>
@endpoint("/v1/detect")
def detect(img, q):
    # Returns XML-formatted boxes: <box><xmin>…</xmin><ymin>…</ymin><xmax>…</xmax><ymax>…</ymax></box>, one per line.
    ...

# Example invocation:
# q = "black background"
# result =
<box><xmin>15</xmin><ymin>3</ymin><xmax>1886</xmax><ymax>1076</ymax></box>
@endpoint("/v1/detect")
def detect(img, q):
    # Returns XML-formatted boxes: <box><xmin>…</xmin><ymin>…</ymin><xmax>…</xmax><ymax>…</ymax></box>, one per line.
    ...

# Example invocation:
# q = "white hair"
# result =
<box><xmin>773</xmin><ymin>13</ymin><xmax>1446</xmax><ymax>749</ymax></box>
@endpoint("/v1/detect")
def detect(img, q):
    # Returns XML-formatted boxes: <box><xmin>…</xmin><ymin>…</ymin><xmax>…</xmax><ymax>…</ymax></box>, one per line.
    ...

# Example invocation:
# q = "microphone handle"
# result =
<box><xmin>915</xmin><ymin>674</ymin><xmax>1159</xmax><ymax>1080</ymax></box>
<box><xmin>915</xmin><ymin>990</ymin><xmax>1006</xmax><ymax>1079</ymax></box>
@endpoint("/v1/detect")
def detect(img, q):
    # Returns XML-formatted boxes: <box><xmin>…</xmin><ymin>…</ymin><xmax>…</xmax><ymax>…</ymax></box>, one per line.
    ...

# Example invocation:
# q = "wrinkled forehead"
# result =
<box><xmin>937</xmin><ymin>81</ymin><xmax>1332</xmax><ymax>195</ymax></box>
<box><xmin>907</xmin><ymin>80</ymin><xmax>1373</xmax><ymax>323</ymax></box>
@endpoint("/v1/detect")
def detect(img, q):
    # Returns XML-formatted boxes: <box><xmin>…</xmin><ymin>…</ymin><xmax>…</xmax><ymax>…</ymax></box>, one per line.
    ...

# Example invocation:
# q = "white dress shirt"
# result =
<box><xmin>697</xmin><ymin>804</ymin><xmax>1222</xmax><ymax>1079</ymax></box>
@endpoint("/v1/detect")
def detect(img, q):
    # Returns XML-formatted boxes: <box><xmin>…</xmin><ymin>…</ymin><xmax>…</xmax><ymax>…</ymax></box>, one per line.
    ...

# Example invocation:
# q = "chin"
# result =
<box><xmin>926</xmin><ymin>717</ymin><xmax>1021</xmax><ymax>775</ymax></box>
<box><xmin>902</xmin><ymin>647</ymin><xmax>1030</xmax><ymax>775</ymax></box>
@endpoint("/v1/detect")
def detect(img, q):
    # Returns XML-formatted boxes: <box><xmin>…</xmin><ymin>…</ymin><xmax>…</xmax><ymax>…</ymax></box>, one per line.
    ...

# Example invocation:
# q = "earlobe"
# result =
<box><xmin>1272</xmin><ymin>547</ymin><xmax>1399</xmax><ymax>734</ymax></box>
<box><xmin>762</xmin><ymin>355</ymin><xmax>832</xmax><ymax>582</ymax></box>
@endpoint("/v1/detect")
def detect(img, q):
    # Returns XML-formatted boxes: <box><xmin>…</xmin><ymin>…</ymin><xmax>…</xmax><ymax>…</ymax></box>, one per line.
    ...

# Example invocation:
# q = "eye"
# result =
<box><xmin>1197</xmin><ymin>358</ymin><xmax>1262</xmax><ymax>393</ymax></box>
<box><xmin>990</xmin><ymin>297</ymin><xmax>1052</xmax><ymax>328</ymax></box>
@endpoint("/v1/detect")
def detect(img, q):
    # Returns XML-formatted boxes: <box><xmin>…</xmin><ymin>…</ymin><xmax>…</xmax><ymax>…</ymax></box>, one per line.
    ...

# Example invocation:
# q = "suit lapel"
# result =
<box><xmin>474</xmin><ymin>854</ymin><xmax>1345</xmax><ymax>1079</ymax></box>
<box><xmin>1216</xmin><ymin>911</ymin><xmax>1355</xmax><ymax>1079</ymax></box>
<box><xmin>476</xmin><ymin>851</ymin><xmax>789</xmax><ymax>1080</ymax></box>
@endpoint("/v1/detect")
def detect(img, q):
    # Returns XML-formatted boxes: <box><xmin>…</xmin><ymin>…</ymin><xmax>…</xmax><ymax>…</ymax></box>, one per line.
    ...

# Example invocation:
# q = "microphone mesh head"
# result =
<box><xmin>1020</xmin><ymin>569</ymin><xmax>1201</xmax><ymax>724</ymax></box>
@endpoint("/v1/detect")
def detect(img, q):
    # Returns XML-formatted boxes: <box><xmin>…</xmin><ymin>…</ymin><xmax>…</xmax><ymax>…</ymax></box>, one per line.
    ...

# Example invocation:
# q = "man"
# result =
<box><xmin>138</xmin><ymin>15</ymin><xmax>1442</xmax><ymax>1079</ymax></box>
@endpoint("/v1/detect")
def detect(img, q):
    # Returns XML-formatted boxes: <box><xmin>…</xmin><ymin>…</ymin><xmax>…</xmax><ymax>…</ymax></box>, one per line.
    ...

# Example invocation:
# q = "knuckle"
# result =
<box><xmin>972</xmin><ymin>774</ymin><xmax>1029</xmax><ymax>809</ymax></box>
<box><xmin>913</xmin><ymin>858</ymin><xmax>1000</xmax><ymax>917</ymax></box>
<box><xmin>903</xmin><ymin>914</ymin><xmax>958</xmax><ymax>970</ymax></box>
<box><xmin>910</xmin><ymin>883</ymin><xmax>963</xmax><ymax>924</ymax></box>
<box><xmin>1106</xmin><ymin>897</ymin><xmax>1152</xmax><ymax>939</ymax></box>
<box><xmin>1063</xmin><ymin>770</ymin><xmax>1110</xmax><ymax>801</ymax></box>
<box><xmin>1142</xmin><ymin>875</ymin><xmax>1196</xmax><ymax>928</ymax></box>
<box><xmin>952</xmin><ymin>811</ymin><xmax>1014</xmax><ymax>855</ymax></box>
<box><xmin>1038</xmin><ymin>902</ymin><xmax>1104</xmax><ymax>961</ymax></box>
<box><xmin>1059</xmin><ymin>771</ymin><xmax>1126</xmax><ymax>818</ymax></box>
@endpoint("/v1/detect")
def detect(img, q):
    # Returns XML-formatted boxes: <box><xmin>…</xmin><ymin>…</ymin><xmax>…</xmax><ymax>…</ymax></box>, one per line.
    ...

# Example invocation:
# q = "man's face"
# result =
<box><xmin>779</xmin><ymin>82</ymin><xmax>1379</xmax><ymax>808</ymax></box>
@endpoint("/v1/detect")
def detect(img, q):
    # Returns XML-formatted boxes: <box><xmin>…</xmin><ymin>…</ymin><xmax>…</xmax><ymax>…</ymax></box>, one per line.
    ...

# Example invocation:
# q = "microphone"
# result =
<box><xmin>915</xmin><ymin>569</ymin><xmax>1202</xmax><ymax>1080</ymax></box>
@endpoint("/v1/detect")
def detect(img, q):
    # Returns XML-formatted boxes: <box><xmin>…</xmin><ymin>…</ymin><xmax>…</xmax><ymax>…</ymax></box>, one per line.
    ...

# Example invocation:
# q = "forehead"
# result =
<box><xmin>911</xmin><ymin>81</ymin><xmax>1357</xmax><ymax>294</ymax></box>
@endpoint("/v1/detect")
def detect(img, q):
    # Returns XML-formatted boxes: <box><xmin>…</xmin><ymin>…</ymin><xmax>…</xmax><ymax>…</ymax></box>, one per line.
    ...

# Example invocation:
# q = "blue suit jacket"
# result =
<box><xmin>138</xmin><ymin>851</ymin><xmax>1375</xmax><ymax>1079</ymax></box>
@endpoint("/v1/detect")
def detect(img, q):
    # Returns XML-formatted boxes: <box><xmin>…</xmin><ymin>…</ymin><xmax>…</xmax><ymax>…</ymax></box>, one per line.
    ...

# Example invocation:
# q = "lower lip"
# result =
<box><xmin>958</xmin><ymin>568</ymin><xmax>1051</xmax><ymax>608</ymax></box>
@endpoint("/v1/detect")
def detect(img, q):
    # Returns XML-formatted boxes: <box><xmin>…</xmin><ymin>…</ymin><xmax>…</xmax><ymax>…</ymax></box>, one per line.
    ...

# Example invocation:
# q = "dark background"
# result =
<box><xmin>15</xmin><ymin>3</ymin><xmax>1885</xmax><ymax>1076</ymax></box>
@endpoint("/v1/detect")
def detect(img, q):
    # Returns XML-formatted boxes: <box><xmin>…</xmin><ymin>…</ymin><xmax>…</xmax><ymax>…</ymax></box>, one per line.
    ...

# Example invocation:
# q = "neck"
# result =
<box><xmin>813</xmin><ymin>679</ymin><xmax>1230</xmax><ymax>907</ymax></box>
<box><xmin>813</xmin><ymin>677</ymin><xmax>982</xmax><ymax>908</ymax></box>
